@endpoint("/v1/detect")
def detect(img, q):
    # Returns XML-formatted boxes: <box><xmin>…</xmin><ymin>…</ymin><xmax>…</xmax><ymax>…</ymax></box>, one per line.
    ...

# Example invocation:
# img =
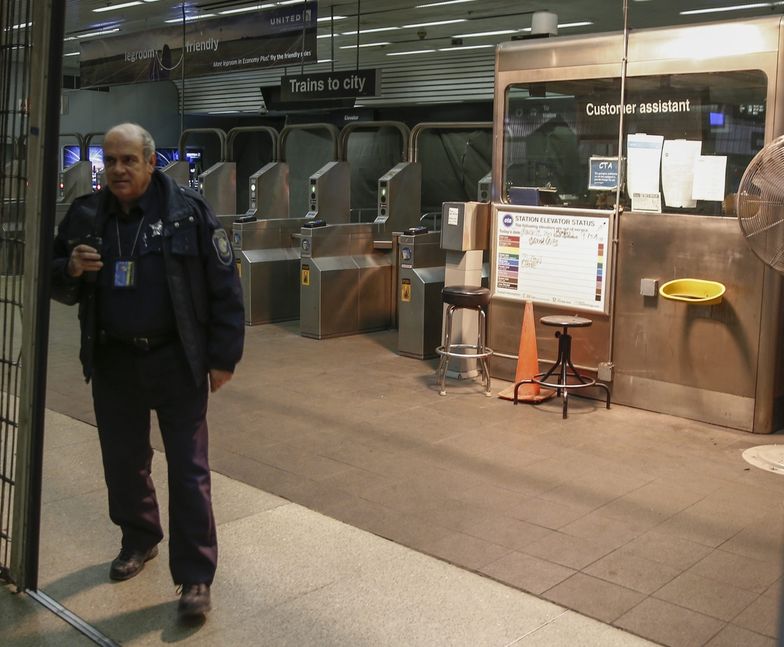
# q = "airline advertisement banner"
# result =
<box><xmin>79</xmin><ymin>2</ymin><xmax>318</xmax><ymax>87</ymax></box>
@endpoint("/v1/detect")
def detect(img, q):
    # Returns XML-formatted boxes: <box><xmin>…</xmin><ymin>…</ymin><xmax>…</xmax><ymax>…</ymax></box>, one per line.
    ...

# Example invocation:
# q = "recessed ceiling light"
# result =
<box><xmin>452</xmin><ymin>30</ymin><xmax>516</xmax><ymax>38</ymax></box>
<box><xmin>386</xmin><ymin>49</ymin><xmax>436</xmax><ymax>56</ymax></box>
<box><xmin>219</xmin><ymin>4</ymin><xmax>276</xmax><ymax>15</ymax></box>
<box><xmin>402</xmin><ymin>19</ymin><xmax>466</xmax><ymax>28</ymax></box>
<box><xmin>164</xmin><ymin>14</ymin><xmax>215</xmax><ymax>23</ymax></box>
<box><xmin>64</xmin><ymin>27</ymin><xmax>120</xmax><ymax>41</ymax></box>
<box><xmin>438</xmin><ymin>44</ymin><xmax>494</xmax><ymax>51</ymax></box>
<box><xmin>680</xmin><ymin>3</ymin><xmax>774</xmax><ymax>15</ymax></box>
<box><xmin>339</xmin><ymin>42</ymin><xmax>391</xmax><ymax>49</ymax></box>
<box><xmin>557</xmin><ymin>21</ymin><xmax>593</xmax><ymax>28</ymax></box>
<box><xmin>94</xmin><ymin>1</ymin><xmax>143</xmax><ymax>13</ymax></box>
<box><xmin>416</xmin><ymin>0</ymin><xmax>475</xmax><ymax>6</ymax></box>
<box><xmin>342</xmin><ymin>27</ymin><xmax>400</xmax><ymax>35</ymax></box>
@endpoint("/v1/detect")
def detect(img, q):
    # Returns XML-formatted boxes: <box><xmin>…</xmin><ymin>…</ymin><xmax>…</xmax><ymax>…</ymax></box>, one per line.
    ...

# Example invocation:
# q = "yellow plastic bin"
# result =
<box><xmin>659</xmin><ymin>278</ymin><xmax>725</xmax><ymax>306</ymax></box>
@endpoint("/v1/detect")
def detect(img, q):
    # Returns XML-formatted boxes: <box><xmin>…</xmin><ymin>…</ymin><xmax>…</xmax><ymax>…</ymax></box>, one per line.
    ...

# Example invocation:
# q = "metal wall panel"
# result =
<box><xmin>175</xmin><ymin>51</ymin><xmax>495</xmax><ymax>113</ymax></box>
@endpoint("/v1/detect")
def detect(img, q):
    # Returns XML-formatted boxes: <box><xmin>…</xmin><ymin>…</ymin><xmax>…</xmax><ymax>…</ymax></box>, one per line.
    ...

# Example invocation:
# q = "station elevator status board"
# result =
<box><xmin>491</xmin><ymin>206</ymin><xmax>613</xmax><ymax>314</ymax></box>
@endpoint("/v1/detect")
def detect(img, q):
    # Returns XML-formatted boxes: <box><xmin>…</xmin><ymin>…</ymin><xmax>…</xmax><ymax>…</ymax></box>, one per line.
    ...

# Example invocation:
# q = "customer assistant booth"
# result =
<box><xmin>488</xmin><ymin>16</ymin><xmax>784</xmax><ymax>433</ymax></box>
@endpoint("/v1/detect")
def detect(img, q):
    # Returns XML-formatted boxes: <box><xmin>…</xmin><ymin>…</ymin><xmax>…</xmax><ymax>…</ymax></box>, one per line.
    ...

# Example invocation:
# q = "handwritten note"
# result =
<box><xmin>495</xmin><ymin>209</ymin><xmax>611</xmax><ymax>313</ymax></box>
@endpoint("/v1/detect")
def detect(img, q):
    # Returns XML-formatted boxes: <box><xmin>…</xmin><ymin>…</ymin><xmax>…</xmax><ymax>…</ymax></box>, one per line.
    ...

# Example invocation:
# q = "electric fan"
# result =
<box><xmin>737</xmin><ymin>136</ymin><xmax>784</xmax><ymax>466</ymax></box>
<box><xmin>737</xmin><ymin>134</ymin><xmax>784</xmax><ymax>272</ymax></box>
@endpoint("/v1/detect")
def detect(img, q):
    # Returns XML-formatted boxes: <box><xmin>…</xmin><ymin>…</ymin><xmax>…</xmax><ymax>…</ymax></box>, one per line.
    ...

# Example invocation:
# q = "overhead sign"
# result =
<box><xmin>280</xmin><ymin>69</ymin><xmax>379</xmax><ymax>101</ymax></box>
<box><xmin>80</xmin><ymin>2</ymin><xmax>318</xmax><ymax>87</ymax></box>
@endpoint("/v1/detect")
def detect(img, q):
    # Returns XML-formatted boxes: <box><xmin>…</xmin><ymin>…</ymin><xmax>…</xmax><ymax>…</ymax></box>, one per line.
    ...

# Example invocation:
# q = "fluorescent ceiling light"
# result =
<box><xmin>339</xmin><ymin>42</ymin><xmax>391</xmax><ymax>49</ymax></box>
<box><xmin>317</xmin><ymin>58</ymin><xmax>332</xmax><ymax>63</ymax></box>
<box><xmin>557</xmin><ymin>21</ymin><xmax>593</xmax><ymax>28</ymax></box>
<box><xmin>403</xmin><ymin>19</ymin><xmax>466</xmax><ymax>28</ymax></box>
<box><xmin>317</xmin><ymin>34</ymin><xmax>333</xmax><ymax>39</ymax></box>
<box><xmin>342</xmin><ymin>27</ymin><xmax>400</xmax><ymax>35</ymax></box>
<box><xmin>386</xmin><ymin>49</ymin><xmax>436</xmax><ymax>56</ymax></box>
<box><xmin>94</xmin><ymin>1</ymin><xmax>142</xmax><ymax>12</ymax></box>
<box><xmin>681</xmin><ymin>3</ymin><xmax>774</xmax><ymax>14</ymax></box>
<box><xmin>438</xmin><ymin>44</ymin><xmax>494</xmax><ymax>51</ymax></box>
<box><xmin>416</xmin><ymin>0</ymin><xmax>475</xmax><ymax>6</ymax></box>
<box><xmin>7</xmin><ymin>22</ymin><xmax>31</xmax><ymax>30</ymax></box>
<box><xmin>317</xmin><ymin>15</ymin><xmax>346</xmax><ymax>22</ymax></box>
<box><xmin>165</xmin><ymin>13</ymin><xmax>216</xmax><ymax>23</ymax></box>
<box><xmin>276</xmin><ymin>0</ymin><xmax>301</xmax><ymax>5</ymax></box>
<box><xmin>64</xmin><ymin>27</ymin><xmax>120</xmax><ymax>40</ymax></box>
<box><xmin>518</xmin><ymin>20</ymin><xmax>593</xmax><ymax>33</ymax></box>
<box><xmin>208</xmin><ymin>110</ymin><xmax>239</xmax><ymax>114</ymax></box>
<box><xmin>453</xmin><ymin>29</ymin><xmax>516</xmax><ymax>38</ymax></box>
<box><xmin>219</xmin><ymin>4</ymin><xmax>275</xmax><ymax>15</ymax></box>
<box><xmin>64</xmin><ymin>51</ymin><xmax>80</xmax><ymax>56</ymax></box>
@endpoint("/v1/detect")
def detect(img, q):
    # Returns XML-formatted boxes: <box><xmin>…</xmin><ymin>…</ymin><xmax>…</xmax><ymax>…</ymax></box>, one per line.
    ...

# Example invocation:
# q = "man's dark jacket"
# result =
<box><xmin>51</xmin><ymin>170</ymin><xmax>244</xmax><ymax>385</ymax></box>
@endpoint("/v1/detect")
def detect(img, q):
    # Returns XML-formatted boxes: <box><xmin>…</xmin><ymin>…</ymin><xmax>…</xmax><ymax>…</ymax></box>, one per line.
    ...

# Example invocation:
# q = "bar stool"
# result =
<box><xmin>435</xmin><ymin>285</ymin><xmax>493</xmax><ymax>396</ymax></box>
<box><xmin>513</xmin><ymin>314</ymin><xmax>610</xmax><ymax>418</ymax></box>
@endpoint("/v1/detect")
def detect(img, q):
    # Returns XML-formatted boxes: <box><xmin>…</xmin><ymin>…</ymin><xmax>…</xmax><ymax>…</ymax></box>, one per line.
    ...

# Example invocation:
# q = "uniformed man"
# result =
<box><xmin>51</xmin><ymin>123</ymin><xmax>244</xmax><ymax>620</ymax></box>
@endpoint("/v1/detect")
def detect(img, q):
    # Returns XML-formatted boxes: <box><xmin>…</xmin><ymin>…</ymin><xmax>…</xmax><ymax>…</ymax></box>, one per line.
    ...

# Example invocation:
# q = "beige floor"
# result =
<box><xmin>1</xmin><ymin>409</ymin><xmax>655</xmax><ymax>647</ymax></box>
<box><xmin>25</xmin><ymin>303</ymin><xmax>784</xmax><ymax>645</ymax></box>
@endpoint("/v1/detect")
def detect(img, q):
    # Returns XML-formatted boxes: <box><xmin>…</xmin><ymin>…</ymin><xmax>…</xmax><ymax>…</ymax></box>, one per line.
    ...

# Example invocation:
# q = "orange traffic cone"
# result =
<box><xmin>498</xmin><ymin>300</ymin><xmax>555</xmax><ymax>402</ymax></box>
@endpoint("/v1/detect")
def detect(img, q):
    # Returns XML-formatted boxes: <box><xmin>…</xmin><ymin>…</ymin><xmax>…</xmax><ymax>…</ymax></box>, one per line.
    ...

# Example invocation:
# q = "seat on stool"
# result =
<box><xmin>513</xmin><ymin>314</ymin><xmax>610</xmax><ymax>418</ymax></box>
<box><xmin>435</xmin><ymin>285</ymin><xmax>493</xmax><ymax>396</ymax></box>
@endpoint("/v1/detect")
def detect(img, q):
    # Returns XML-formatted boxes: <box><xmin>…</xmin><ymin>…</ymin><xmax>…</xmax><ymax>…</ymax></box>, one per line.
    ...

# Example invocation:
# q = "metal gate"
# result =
<box><xmin>0</xmin><ymin>0</ymin><xmax>64</xmax><ymax>590</ymax></box>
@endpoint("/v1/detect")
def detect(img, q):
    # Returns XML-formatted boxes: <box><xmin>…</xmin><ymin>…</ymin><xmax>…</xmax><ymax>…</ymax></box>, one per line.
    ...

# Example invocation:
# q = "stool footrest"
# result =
<box><xmin>512</xmin><ymin>376</ymin><xmax>611</xmax><ymax>419</ymax></box>
<box><xmin>435</xmin><ymin>344</ymin><xmax>493</xmax><ymax>360</ymax></box>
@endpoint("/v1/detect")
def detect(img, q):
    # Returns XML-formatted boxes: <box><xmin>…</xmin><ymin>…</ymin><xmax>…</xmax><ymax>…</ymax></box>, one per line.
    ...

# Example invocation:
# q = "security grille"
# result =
<box><xmin>0</xmin><ymin>0</ymin><xmax>32</xmax><ymax>581</ymax></box>
<box><xmin>0</xmin><ymin>0</ymin><xmax>63</xmax><ymax>590</ymax></box>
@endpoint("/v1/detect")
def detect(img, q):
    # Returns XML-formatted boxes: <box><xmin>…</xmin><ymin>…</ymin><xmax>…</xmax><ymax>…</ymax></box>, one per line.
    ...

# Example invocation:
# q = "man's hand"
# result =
<box><xmin>209</xmin><ymin>368</ymin><xmax>233</xmax><ymax>393</ymax></box>
<box><xmin>68</xmin><ymin>244</ymin><xmax>103</xmax><ymax>277</ymax></box>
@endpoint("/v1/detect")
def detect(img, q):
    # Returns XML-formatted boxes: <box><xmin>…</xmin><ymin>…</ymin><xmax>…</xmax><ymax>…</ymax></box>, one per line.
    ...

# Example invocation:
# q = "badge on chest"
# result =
<box><xmin>113</xmin><ymin>259</ymin><xmax>136</xmax><ymax>288</ymax></box>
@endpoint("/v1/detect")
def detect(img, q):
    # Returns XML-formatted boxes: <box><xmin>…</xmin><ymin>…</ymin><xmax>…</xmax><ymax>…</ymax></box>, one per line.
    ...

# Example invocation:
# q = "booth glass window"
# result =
<box><xmin>502</xmin><ymin>70</ymin><xmax>767</xmax><ymax>215</ymax></box>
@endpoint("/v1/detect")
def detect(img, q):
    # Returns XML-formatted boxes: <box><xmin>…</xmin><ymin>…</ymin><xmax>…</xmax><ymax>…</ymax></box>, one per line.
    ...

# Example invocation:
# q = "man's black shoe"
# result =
<box><xmin>109</xmin><ymin>545</ymin><xmax>159</xmax><ymax>581</ymax></box>
<box><xmin>178</xmin><ymin>583</ymin><xmax>211</xmax><ymax>619</ymax></box>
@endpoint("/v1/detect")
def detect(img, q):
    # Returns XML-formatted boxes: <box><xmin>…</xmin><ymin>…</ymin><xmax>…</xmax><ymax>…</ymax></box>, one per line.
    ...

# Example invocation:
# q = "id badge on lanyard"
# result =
<box><xmin>113</xmin><ymin>259</ymin><xmax>136</xmax><ymax>288</ymax></box>
<box><xmin>113</xmin><ymin>213</ymin><xmax>144</xmax><ymax>290</ymax></box>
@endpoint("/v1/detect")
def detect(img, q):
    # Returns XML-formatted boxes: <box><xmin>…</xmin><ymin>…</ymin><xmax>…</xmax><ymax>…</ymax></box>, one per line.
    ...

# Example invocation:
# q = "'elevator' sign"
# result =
<box><xmin>281</xmin><ymin>69</ymin><xmax>379</xmax><ymax>101</ymax></box>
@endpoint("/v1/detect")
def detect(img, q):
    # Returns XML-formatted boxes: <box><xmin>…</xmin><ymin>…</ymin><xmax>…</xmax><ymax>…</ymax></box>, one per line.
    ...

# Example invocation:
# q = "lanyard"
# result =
<box><xmin>115</xmin><ymin>214</ymin><xmax>145</xmax><ymax>258</ymax></box>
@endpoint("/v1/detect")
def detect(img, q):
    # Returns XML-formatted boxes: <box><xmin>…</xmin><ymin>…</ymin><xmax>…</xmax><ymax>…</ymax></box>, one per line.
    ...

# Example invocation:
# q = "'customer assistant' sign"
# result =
<box><xmin>280</xmin><ymin>69</ymin><xmax>379</xmax><ymax>101</ymax></box>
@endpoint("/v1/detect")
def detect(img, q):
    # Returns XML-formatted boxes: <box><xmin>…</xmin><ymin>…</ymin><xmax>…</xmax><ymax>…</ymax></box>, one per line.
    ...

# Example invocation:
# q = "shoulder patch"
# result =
<box><xmin>212</xmin><ymin>229</ymin><xmax>233</xmax><ymax>266</ymax></box>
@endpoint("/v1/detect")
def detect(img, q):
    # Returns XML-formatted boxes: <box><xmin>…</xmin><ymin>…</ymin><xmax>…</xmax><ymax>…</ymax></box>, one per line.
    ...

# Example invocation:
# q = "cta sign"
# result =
<box><xmin>280</xmin><ymin>69</ymin><xmax>379</xmax><ymax>101</ymax></box>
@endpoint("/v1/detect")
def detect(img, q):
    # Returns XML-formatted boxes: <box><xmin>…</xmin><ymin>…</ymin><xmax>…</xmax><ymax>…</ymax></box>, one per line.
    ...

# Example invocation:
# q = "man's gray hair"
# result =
<box><xmin>105</xmin><ymin>123</ymin><xmax>156</xmax><ymax>159</ymax></box>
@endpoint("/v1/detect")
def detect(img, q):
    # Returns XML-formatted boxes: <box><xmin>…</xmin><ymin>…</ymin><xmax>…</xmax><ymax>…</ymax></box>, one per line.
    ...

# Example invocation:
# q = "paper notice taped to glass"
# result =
<box><xmin>662</xmin><ymin>139</ymin><xmax>701</xmax><ymax>208</ymax></box>
<box><xmin>627</xmin><ymin>133</ymin><xmax>664</xmax><ymax>195</ymax></box>
<box><xmin>631</xmin><ymin>191</ymin><xmax>662</xmax><ymax>213</ymax></box>
<box><xmin>692</xmin><ymin>155</ymin><xmax>727</xmax><ymax>201</ymax></box>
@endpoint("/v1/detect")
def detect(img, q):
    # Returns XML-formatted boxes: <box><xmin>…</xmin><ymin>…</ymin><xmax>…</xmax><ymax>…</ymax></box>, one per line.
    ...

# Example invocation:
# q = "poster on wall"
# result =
<box><xmin>494</xmin><ymin>208</ymin><xmax>611</xmax><ymax>313</ymax></box>
<box><xmin>79</xmin><ymin>2</ymin><xmax>317</xmax><ymax>87</ymax></box>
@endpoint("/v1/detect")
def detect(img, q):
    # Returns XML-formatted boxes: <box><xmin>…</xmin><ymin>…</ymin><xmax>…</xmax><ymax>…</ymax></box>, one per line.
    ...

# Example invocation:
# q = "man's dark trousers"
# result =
<box><xmin>92</xmin><ymin>339</ymin><xmax>217</xmax><ymax>585</ymax></box>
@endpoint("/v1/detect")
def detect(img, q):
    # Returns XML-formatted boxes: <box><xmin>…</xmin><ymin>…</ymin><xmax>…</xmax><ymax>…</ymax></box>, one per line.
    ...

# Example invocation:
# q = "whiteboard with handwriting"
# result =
<box><xmin>494</xmin><ymin>209</ymin><xmax>611</xmax><ymax>313</ymax></box>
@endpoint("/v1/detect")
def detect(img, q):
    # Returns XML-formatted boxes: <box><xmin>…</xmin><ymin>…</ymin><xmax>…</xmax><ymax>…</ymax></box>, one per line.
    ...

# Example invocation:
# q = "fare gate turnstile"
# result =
<box><xmin>299</xmin><ymin>222</ymin><xmax>392</xmax><ymax>339</ymax></box>
<box><xmin>239</xmin><ymin>124</ymin><xmax>343</xmax><ymax>325</ymax></box>
<box><xmin>299</xmin><ymin>122</ymin><xmax>418</xmax><ymax>339</ymax></box>
<box><xmin>398</xmin><ymin>230</ymin><xmax>446</xmax><ymax>359</ymax></box>
<box><xmin>235</xmin><ymin>216</ymin><xmax>305</xmax><ymax>325</ymax></box>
